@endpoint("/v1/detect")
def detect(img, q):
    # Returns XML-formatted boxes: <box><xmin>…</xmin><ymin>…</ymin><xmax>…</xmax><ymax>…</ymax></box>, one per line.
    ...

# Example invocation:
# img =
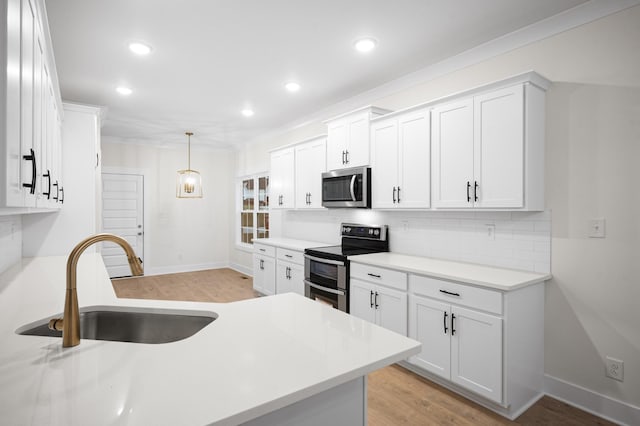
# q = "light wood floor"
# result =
<box><xmin>112</xmin><ymin>268</ymin><xmax>615</xmax><ymax>426</ymax></box>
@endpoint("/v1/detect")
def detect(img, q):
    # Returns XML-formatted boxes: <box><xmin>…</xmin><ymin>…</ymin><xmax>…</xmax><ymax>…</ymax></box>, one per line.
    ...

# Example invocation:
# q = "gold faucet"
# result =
<box><xmin>48</xmin><ymin>233</ymin><xmax>144</xmax><ymax>347</ymax></box>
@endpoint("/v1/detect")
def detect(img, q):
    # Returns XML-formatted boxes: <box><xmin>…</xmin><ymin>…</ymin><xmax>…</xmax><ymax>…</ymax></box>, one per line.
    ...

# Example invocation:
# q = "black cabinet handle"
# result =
<box><xmin>59</xmin><ymin>187</ymin><xmax>64</xmax><ymax>204</ymax></box>
<box><xmin>259</xmin><ymin>248</ymin><xmax>266</xmax><ymax>252</ymax></box>
<box><xmin>345</xmin><ymin>150</ymin><xmax>349</xmax><ymax>164</ymax></box>
<box><xmin>367</xmin><ymin>273</ymin><xmax>381</xmax><ymax>278</ymax></box>
<box><xmin>451</xmin><ymin>313</ymin><xmax>456</xmax><ymax>336</ymax></box>
<box><xmin>43</xmin><ymin>170</ymin><xmax>51</xmax><ymax>199</ymax></box>
<box><xmin>52</xmin><ymin>181</ymin><xmax>59</xmax><ymax>201</ymax></box>
<box><xmin>342</xmin><ymin>150</ymin><xmax>346</xmax><ymax>165</ymax></box>
<box><xmin>392</xmin><ymin>187</ymin><xmax>396</xmax><ymax>203</ymax></box>
<box><xmin>285</xmin><ymin>254</ymin><xmax>293</xmax><ymax>258</ymax></box>
<box><xmin>308</xmin><ymin>193</ymin><xmax>311</xmax><ymax>205</ymax></box>
<box><xmin>259</xmin><ymin>259</ymin><xmax>264</xmax><ymax>270</ymax></box>
<box><xmin>466</xmin><ymin>181</ymin><xmax>471</xmax><ymax>202</ymax></box>
<box><xmin>443</xmin><ymin>311</ymin><xmax>448</xmax><ymax>334</ymax></box>
<box><xmin>286</xmin><ymin>266</ymin><xmax>291</xmax><ymax>279</ymax></box>
<box><xmin>397</xmin><ymin>187</ymin><xmax>401</xmax><ymax>203</ymax></box>
<box><xmin>374</xmin><ymin>291</ymin><xmax>379</xmax><ymax>309</ymax></box>
<box><xmin>439</xmin><ymin>289</ymin><xmax>461</xmax><ymax>297</ymax></box>
<box><xmin>370</xmin><ymin>290</ymin><xmax>374</xmax><ymax>308</ymax></box>
<box><xmin>474</xmin><ymin>181</ymin><xmax>479</xmax><ymax>202</ymax></box>
<box><xmin>22</xmin><ymin>148</ymin><xmax>36</xmax><ymax>194</ymax></box>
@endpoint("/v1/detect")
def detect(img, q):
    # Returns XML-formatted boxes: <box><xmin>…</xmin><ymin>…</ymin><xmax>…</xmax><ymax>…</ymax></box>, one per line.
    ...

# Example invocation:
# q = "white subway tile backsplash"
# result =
<box><xmin>281</xmin><ymin>209</ymin><xmax>551</xmax><ymax>274</ymax></box>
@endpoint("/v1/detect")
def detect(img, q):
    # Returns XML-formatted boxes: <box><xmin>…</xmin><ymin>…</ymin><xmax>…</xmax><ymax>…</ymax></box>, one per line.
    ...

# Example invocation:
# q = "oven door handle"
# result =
<box><xmin>304</xmin><ymin>254</ymin><xmax>345</xmax><ymax>266</ymax></box>
<box><xmin>304</xmin><ymin>280</ymin><xmax>346</xmax><ymax>296</ymax></box>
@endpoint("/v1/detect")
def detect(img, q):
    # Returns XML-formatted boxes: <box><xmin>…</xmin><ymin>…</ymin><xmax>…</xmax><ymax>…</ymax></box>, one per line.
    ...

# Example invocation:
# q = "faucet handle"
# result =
<box><xmin>48</xmin><ymin>318</ymin><xmax>64</xmax><ymax>331</ymax></box>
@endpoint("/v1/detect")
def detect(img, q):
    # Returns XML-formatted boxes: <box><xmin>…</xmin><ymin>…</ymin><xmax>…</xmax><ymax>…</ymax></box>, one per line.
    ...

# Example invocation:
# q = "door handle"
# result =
<box><xmin>451</xmin><ymin>313</ymin><xmax>456</xmax><ymax>336</ymax></box>
<box><xmin>52</xmin><ymin>181</ymin><xmax>59</xmax><ymax>201</ymax></box>
<box><xmin>370</xmin><ymin>290</ymin><xmax>374</xmax><ymax>308</ymax></box>
<box><xmin>474</xmin><ymin>181</ymin><xmax>479</xmax><ymax>202</ymax></box>
<box><xmin>443</xmin><ymin>311</ymin><xmax>448</xmax><ymax>334</ymax></box>
<box><xmin>342</xmin><ymin>150</ymin><xmax>346</xmax><ymax>165</ymax></box>
<box><xmin>397</xmin><ymin>186</ymin><xmax>401</xmax><ymax>203</ymax></box>
<box><xmin>392</xmin><ymin>186</ymin><xmax>396</xmax><ymax>203</ymax></box>
<box><xmin>345</xmin><ymin>150</ymin><xmax>349</xmax><ymax>164</ymax></box>
<box><xmin>43</xmin><ymin>170</ymin><xmax>51</xmax><ymax>199</ymax></box>
<box><xmin>22</xmin><ymin>148</ymin><xmax>37</xmax><ymax>194</ymax></box>
<box><xmin>466</xmin><ymin>181</ymin><xmax>471</xmax><ymax>203</ymax></box>
<box><xmin>349</xmin><ymin>175</ymin><xmax>357</xmax><ymax>201</ymax></box>
<box><xmin>374</xmin><ymin>292</ymin><xmax>379</xmax><ymax>309</ymax></box>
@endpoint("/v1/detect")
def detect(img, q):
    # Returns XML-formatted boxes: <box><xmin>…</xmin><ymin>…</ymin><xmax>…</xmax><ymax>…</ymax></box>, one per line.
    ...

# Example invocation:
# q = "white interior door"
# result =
<box><xmin>101</xmin><ymin>173</ymin><xmax>144</xmax><ymax>278</ymax></box>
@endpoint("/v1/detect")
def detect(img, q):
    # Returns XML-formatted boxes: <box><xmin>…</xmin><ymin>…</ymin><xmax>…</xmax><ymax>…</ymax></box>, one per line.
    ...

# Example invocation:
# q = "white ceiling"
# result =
<box><xmin>45</xmin><ymin>0</ymin><xmax>590</xmax><ymax>148</ymax></box>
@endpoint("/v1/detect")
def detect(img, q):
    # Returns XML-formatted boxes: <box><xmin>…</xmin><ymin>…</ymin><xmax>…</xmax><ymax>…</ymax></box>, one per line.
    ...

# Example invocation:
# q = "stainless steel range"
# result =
<box><xmin>304</xmin><ymin>223</ymin><xmax>389</xmax><ymax>313</ymax></box>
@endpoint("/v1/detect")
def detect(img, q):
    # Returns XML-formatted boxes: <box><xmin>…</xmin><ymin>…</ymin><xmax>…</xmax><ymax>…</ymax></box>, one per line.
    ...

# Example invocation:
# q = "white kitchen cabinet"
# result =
<box><xmin>408</xmin><ymin>293</ymin><xmax>502</xmax><ymax>403</ymax></box>
<box><xmin>270</xmin><ymin>147</ymin><xmax>295</xmax><ymax>209</ymax></box>
<box><xmin>349</xmin><ymin>263</ymin><xmax>408</xmax><ymax>336</ymax></box>
<box><xmin>1</xmin><ymin>0</ymin><xmax>63</xmax><ymax>213</ymax></box>
<box><xmin>275</xmin><ymin>247</ymin><xmax>305</xmax><ymax>295</ymax></box>
<box><xmin>324</xmin><ymin>106</ymin><xmax>391</xmax><ymax>171</ymax></box>
<box><xmin>253</xmin><ymin>243</ymin><xmax>276</xmax><ymax>295</ymax></box>
<box><xmin>431</xmin><ymin>80</ymin><xmax>546</xmax><ymax>210</ymax></box>
<box><xmin>371</xmin><ymin>107</ymin><xmax>430</xmax><ymax>209</ymax></box>
<box><xmin>276</xmin><ymin>261</ymin><xmax>304</xmax><ymax>295</ymax></box>
<box><xmin>294</xmin><ymin>136</ymin><xmax>326</xmax><ymax>209</ymax></box>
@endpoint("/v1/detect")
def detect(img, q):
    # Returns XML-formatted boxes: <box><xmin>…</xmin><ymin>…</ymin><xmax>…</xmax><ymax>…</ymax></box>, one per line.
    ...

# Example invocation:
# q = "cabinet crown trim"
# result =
<box><xmin>323</xmin><ymin>105</ymin><xmax>393</xmax><ymax>124</ymax></box>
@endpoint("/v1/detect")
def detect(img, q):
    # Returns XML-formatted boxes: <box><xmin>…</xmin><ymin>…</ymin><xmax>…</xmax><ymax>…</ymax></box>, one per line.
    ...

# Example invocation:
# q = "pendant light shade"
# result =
<box><xmin>176</xmin><ymin>132</ymin><xmax>203</xmax><ymax>198</ymax></box>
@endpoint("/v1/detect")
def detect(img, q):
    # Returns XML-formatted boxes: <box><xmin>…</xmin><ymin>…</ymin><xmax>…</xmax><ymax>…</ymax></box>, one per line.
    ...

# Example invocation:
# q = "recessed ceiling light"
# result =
<box><xmin>242</xmin><ymin>109</ymin><xmax>254</xmax><ymax>117</ymax></box>
<box><xmin>285</xmin><ymin>82</ymin><xmax>301</xmax><ymax>92</ymax></box>
<box><xmin>116</xmin><ymin>87</ymin><xmax>132</xmax><ymax>96</ymax></box>
<box><xmin>354</xmin><ymin>37</ymin><xmax>377</xmax><ymax>53</ymax></box>
<box><xmin>128</xmin><ymin>42</ymin><xmax>152</xmax><ymax>55</ymax></box>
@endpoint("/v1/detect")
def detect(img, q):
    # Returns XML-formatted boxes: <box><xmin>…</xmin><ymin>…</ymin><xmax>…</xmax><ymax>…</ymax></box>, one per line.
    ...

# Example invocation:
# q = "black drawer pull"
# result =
<box><xmin>367</xmin><ymin>273</ymin><xmax>381</xmax><ymax>278</ymax></box>
<box><xmin>439</xmin><ymin>289</ymin><xmax>460</xmax><ymax>297</ymax></box>
<box><xmin>285</xmin><ymin>254</ymin><xmax>293</xmax><ymax>258</ymax></box>
<box><xmin>259</xmin><ymin>248</ymin><xmax>266</xmax><ymax>252</ymax></box>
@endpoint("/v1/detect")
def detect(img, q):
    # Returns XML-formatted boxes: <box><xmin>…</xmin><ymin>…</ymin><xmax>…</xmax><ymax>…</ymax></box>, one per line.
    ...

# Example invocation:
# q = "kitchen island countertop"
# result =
<box><xmin>0</xmin><ymin>254</ymin><xmax>419</xmax><ymax>425</ymax></box>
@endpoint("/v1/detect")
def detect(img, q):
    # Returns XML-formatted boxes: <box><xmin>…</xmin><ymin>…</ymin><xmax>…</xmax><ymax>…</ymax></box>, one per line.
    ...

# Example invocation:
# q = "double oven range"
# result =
<box><xmin>304</xmin><ymin>224</ymin><xmax>389</xmax><ymax>313</ymax></box>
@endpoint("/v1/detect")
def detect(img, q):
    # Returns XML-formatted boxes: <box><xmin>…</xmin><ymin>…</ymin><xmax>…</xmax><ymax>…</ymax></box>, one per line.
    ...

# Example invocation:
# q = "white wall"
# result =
<box><xmin>232</xmin><ymin>5</ymin><xmax>640</xmax><ymax>419</ymax></box>
<box><xmin>101</xmin><ymin>141</ymin><xmax>233</xmax><ymax>275</ymax></box>
<box><xmin>0</xmin><ymin>215</ymin><xmax>21</xmax><ymax>274</ymax></box>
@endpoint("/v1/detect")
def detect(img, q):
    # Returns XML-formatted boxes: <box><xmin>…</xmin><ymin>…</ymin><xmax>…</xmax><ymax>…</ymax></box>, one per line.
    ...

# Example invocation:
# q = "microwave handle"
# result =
<box><xmin>349</xmin><ymin>174</ymin><xmax>357</xmax><ymax>201</ymax></box>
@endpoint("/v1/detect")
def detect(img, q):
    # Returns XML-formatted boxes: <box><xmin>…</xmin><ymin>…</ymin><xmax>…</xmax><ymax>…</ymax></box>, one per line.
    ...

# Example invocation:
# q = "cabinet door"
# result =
<box><xmin>270</xmin><ymin>148</ymin><xmax>295</xmax><ymax>209</ymax></box>
<box><xmin>20</xmin><ymin>0</ymin><xmax>37</xmax><ymax>207</ymax></box>
<box><xmin>289</xmin><ymin>263</ymin><xmax>305</xmax><ymax>296</ymax></box>
<box><xmin>474</xmin><ymin>85</ymin><xmax>524</xmax><ymax>208</ymax></box>
<box><xmin>408</xmin><ymin>295</ymin><xmax>451</xmax><ymax>380</ymax></box>
<box><xmin>450</xmin><ymin>306</ymin><xmax>502</xmax><ymax>403</ymax></box>
<box><xmin>253</xmin><ymin>254</ymin><xmax>275</xmax><ymax>295</ymax></box>
<box><xmin>375</xmin><ymin>285</ymin><xmax>407</xmax><ymax>336</ymax></box>
<box><xmin>398</xmin><ymin>109</ymin><xmax>430</xmax><ymax>208</ymax></box>
<box><xmin>326</xmin><ymin>120</ymin><xmax>347</xmax><ymax>171</ymax></box>
<box><xmin>276</xmin><ymin>262</ymin><xmax>295</xmax><ymax>294</ymax></box>
<box><xmin>295</xmin><ymin>138</ymin><xmax>326</xmax><ymax>209</ymax></box>
<box><xmin>431</xmin><ymin>99</ymin><xmax>474</xmax><ymax>208</ymax></box>
<box><xmin>349</xmin><ymin>279</ymin><xmax>376</xmax><ymax>324</ymax></box>
<box><xmin>345</xmin><ymin>113</ymin><xmax>370</xmax><ymax>167</ymax></box>
<box><xmin>371</xmin><ymin>119</ymin><xmax>398</xmax><ymax>209</ymax></box>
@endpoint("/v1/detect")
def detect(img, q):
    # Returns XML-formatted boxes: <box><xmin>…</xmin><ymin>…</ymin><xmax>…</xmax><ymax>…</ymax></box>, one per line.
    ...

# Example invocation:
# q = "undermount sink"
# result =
<box><xmin>17</xmin><ymin>306</ymin><xmax>217</xmax><ymax>344</ymax></box>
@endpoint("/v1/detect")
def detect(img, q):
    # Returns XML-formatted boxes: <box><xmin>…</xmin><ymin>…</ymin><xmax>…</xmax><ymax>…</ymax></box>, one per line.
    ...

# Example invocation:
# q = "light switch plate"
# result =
<box><xmin>588</xmin><ymin>218</ymin><xmax>606</xmax><ymax>238</ymax></box>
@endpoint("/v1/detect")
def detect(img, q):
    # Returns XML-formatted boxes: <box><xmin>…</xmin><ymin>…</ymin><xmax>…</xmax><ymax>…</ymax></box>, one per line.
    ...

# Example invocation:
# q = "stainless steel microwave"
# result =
<box><xmin>321</xmin><ymin>167</ymin><xmax>371</xmax><ymax>208</ymax></box>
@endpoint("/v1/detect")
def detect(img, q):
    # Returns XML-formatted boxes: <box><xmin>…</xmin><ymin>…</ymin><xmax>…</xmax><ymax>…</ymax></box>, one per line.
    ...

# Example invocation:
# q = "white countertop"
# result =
<box><xmin>252</xmin><ymin>237</ymin><xmax>329</xmax><ymax>252</ymax></box>
<box><xmin>349</xmin><ymin>252</ymin><xmax>551</xmax><ymax>291</ymax></box>
<box><xmin>0</xmin><ymin>254</ymin><xmax>420</xmax><ymax>425</ymax></box>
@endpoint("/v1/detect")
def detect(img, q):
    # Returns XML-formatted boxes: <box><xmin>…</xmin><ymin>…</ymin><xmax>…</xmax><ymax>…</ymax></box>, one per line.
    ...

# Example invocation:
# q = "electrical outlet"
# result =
<box><xmin>589</xmin><ymin>218</ymin><xmax>606</xmax><ymax>238</ymax></box>
<box><xmin>486</xmin><ymin>224</ymin><xmax>495</xmax><ymax>240</ymax></box>
<box><xmin>401</xmin><ymin>220</ymin><xmax>409</xmax><ymax>231</ymax></box>
<box><xmin>605</xmin><ymin>356</ymin><xmax>624</xmax><ymax>382</ymax></box>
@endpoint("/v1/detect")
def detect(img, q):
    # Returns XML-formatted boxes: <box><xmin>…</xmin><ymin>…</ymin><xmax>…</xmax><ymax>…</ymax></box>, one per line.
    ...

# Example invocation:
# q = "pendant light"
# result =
<box><xmin>176</xmin><ymin>132</ymin><xmax>203</xmax><ymax>198</ymax></box>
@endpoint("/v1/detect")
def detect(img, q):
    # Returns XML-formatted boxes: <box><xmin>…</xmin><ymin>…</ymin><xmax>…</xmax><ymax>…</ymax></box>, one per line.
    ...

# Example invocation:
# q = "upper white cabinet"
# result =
<box><xmin>324</xmin><ymin>106</ymin><xmax>391</xmax><ymax>171</ymax></box>
<box><xmin>1</xmin><ymin>0</ymin><xmax>63</xmax><ymax>213</ymax></box>
<box><xmin>431</xmin><ymin>79</ymin><xmax>546</xmax><ymax>210</ymax></box>
<box><xmin>270</xmin><ymin>147</ymin><xmax>295</xmax><ymax>209</ymax></box>
<box><xmin>371</xmin><ymin>107</ymin><xmax>430</xmax><ymax>209</ymax></box>
<box><xmin>294</xmin><ymin>136</ymin><xmax>326</xmax><ymax>209</ymax></box>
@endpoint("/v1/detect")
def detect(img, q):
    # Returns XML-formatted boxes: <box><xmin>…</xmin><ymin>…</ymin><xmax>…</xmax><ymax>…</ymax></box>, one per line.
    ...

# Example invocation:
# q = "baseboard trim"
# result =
<box><xmin>229</xmin><ymin>262</ymin><xmax>253</xmax><ymax>277</ymax></box>
<box><xmin>144</xmin><ymin>262</ymin><xmax>229</xmax><ymax>276</ymax></box>
<box><xmin>544</xmin><ymin>374</ymin><xmax>640</xmax><ymax>426</ymax></box>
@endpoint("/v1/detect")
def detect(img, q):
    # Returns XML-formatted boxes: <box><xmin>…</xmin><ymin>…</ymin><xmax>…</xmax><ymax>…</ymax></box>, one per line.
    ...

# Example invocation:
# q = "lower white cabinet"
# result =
<box><xmin>253</xmin><ymin>243</ymin><xmax>276</xmax><ymax>295</ymax></box>
<box><xmin>276</xmin><ymin>261</ymin><xmax>304</xmax><ymax>296</ymax></box>
<box><xmin>408</xmin><ymin>294</ymin><xmax>502</xmax><ymax>403</ymax></box>
<box><xmin>350</xmin><ymin>279</ymin><xmax>407</xmax><ymax>336</ymax></box>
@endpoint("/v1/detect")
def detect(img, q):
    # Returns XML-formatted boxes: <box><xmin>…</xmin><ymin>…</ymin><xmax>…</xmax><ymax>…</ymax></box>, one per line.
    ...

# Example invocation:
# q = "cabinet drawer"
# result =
<box><xmin>277</xmin><ymin>248</ymin><xmax>304</xmax><ymax>265</ymax></box>
<box><xmin>254</xmin><ymin>244</ymin><xmax>275</xmax><ymax>258</ymax></box>
<box><xmin>351</xmin><ymin>263</ymin><xmax>407</xmax><ymax>291</ymax></box>
<box><xmin>410</xmin><ymin>275</ymin><xmax>502</xmax><ymax>315</ymax></box>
